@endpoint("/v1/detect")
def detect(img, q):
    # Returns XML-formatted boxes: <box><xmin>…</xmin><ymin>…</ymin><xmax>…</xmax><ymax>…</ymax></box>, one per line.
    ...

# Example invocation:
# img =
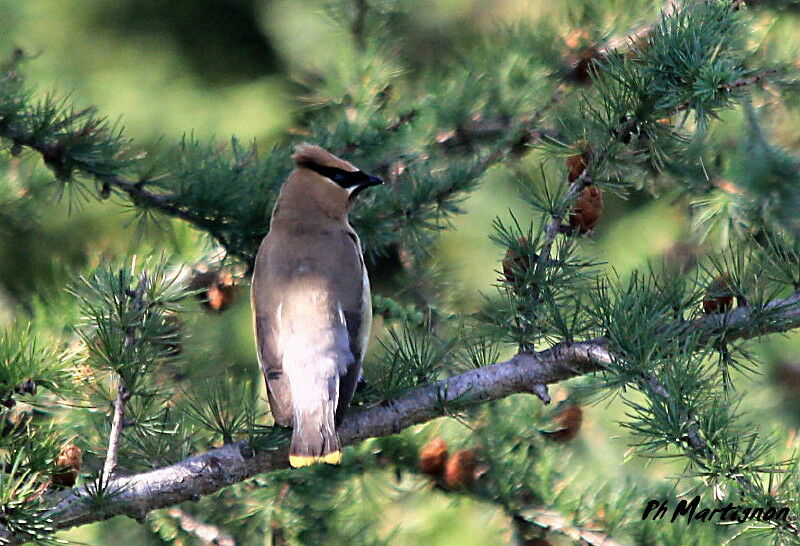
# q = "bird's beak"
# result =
<box><xmin>348</xmin><ymin>172</ymin><xmax>383</xmax><ymax>200</ymax></box>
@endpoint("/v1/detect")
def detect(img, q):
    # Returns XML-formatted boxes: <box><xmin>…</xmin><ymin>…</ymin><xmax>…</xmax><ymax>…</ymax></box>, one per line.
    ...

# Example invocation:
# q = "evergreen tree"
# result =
<box><xmin>1</xmin><ymin>0</ymin><xmax>800</xmax><ymax>544</ymax></box>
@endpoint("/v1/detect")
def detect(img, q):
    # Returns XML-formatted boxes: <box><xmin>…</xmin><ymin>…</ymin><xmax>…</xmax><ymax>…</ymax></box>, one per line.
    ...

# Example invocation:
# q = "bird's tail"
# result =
<box><xmin>278</xmin><ymin>284</ymin><xmax>353</xmax><ymax>468</ymax></box>
<box><xmin>284</xmin><ymin>346</ymin><xmax>346</xmax><ymax>468</ymax></box>
<box><xmin>288</xmin><ymin>395</ymin><xmax>342</xmax><ymax>468</ymax></box>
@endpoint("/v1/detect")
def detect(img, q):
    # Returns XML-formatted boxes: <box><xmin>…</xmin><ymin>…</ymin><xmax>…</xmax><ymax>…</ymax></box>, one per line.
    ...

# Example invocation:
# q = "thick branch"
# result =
<box><xmin>40</xmin><ymin>340</ymin><xmax>607</xmax><ymax>533</ymax></box>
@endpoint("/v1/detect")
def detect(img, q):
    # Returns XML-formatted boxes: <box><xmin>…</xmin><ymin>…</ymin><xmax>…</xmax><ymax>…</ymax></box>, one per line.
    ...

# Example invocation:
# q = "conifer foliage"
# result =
<box><xmin>1</xmin><ymin>0</ymin><xmax>800</xmax><ymax>543</ymax></box>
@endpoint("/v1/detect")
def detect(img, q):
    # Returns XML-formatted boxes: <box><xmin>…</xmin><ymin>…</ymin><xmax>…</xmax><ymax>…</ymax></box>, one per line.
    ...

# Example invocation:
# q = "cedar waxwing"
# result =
<box><xmin>251</xmin><ymin>144</ymin><xmax>382</xmax><ymax>468</ymax></box>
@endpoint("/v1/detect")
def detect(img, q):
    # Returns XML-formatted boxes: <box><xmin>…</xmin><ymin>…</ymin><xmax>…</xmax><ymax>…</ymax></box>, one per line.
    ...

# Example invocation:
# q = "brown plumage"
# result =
<box><xmin>291</xmin><ymin>143</ymin><xmax>358</xmax><ymax>173</ymax></box>
<box><xmin>251</xmin><ymin>144</ymin><xmax>381</xmax><ymax>468</ymax></box>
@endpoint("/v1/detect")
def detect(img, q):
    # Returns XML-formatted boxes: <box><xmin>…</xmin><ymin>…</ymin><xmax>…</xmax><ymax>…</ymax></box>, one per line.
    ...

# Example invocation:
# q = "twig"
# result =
<box><xmin>102</xmin><ymin>272</ymin><xmax>147</xmax><ymax>479</ymax></box>
<box><xmin>674</xmin><ymin>70</ymin><xmax>780</xmax><ymax>112</ymax></box>
<box><xmin>102</xmin><ymin>384</ymin><xmax>129</xmax><ymax>479</ymax></box>
<box><xmin>722</xmin><ymin>69</ymin><xmax>779</xmax><ymax>92</ymax></box>
<box><xmin>537</xmin><ymin>169</ymin><xmax>592</xmax><ymax>270</ymax></box>
<box><xmin>107</xmin><ymin>176</ymin><xmax>248</xmax><ymax>263</ymax></box>
<box><xmin>2</xmin><ymin>131</ymin><xmax>250</xmax><ymax>264</ymax></box>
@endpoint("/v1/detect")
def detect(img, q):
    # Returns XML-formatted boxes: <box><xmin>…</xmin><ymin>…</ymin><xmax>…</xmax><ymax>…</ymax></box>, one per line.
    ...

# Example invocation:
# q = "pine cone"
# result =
<box><xmin>566</xmin><ymin>152</ymin><xmax>589</xmax><ymax>183</ymax></box>
<box><xmin>542</xmin><ymin>404</ymin><xmax>583</xmax><ymax>443</ymax></box>
<box><xmin>189</xmin><ymin>270</ymin><xmax>236</xmax><ymax>313</ymax></box>
<box><xmin>444</xmin><ymin>449</ymin><xmax>477</xmax><ymax>490</ymax></box>
<box><xmin>52</xmin><ymin>443</ymin><xmax>82</xmax><ymax>487</ymax></box>
<box><xmin>568</xmin><ymin>187</ymin><xmax>603</xmax><ymax>233</ymax></box>
<box><xmin>702</xmin><ymin>273</ymin><xmax>734</xmax><ymax>314</ymax></box>
<box><xmin>663</xmin><ymin>242</ymin><xmax>698</xmax><ymax>274</ymax></box>
<box><xmin>14</xmin><ymin>378</ymin><xmax>36</xmax><ymax>396</ymax></box>
<box><xmin>775</xmin><ymin>362</ymin><xmax>800</xmax><ymax>394</ymax></box>
<box><xmin>502</xmin><ymin>237</ymin><xmax>532</xmax><ymax>285</ymax></box>
<box><xmin>565</xmin><ymin>47</ymin><xmax>604</xmax><ymax>84</ymax></box>
<box><xmin>563</xmin><ymin>29</ymin><xmax>605</xmax><ymax>84</ymax></box>
<box><xmin>0</xmin><ymin>410</ymin><xmax>31</xmax><ymax>437</ymax></box>
<box><xmin>419</xmin><ymin>437</ymin><xmax>448</xmax><ymax>478</ymax></box>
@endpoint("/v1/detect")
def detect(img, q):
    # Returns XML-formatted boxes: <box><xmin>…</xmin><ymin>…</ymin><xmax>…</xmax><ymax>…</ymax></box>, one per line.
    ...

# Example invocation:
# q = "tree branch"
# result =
<box><xmin>1</xmin><ymin>128</ymin><xmax>249</xmax><ymax>263</ymax></box>
<box><xmin>102</xmin><ymin>384</ymin><xmax>129</xmax><ymax>479</ymax></box>
<box><xmin>102</xmin><ymin>272</ymin><xmax>148</xmax><ymax>479</ymax></box>
<box><xmin>0</xmin><ymin>292</ymin><xmax>787</xmax><ymax>543</ymax></box>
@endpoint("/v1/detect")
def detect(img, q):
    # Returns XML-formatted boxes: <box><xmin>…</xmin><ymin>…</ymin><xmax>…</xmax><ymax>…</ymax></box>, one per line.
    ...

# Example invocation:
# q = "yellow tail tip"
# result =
<box><xmin>289</xmin><ymin>451</ymin><xmax>342</xmax><ymax>468</ymax></box>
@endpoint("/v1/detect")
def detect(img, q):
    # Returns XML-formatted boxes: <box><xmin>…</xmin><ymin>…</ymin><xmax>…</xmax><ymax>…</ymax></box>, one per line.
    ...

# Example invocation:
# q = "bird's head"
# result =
<box><xmin>291</xmin><ymin>144</ymin><xmax>383</xmax><ymax>201</ymax></box>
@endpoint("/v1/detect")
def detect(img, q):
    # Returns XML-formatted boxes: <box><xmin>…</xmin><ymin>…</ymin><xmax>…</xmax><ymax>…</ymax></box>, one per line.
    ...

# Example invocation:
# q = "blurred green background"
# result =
<box><xmin>2</xmin><ymin>0</ymin><xmax>800</xmax><ymax>544</ymax></box>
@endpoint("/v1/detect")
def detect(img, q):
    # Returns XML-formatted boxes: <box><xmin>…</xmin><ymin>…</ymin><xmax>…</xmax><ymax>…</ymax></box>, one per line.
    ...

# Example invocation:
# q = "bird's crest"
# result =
<box><xmin>292</xmin><ymin>143</ymin><xmax>358</xmax><ymax>173</ymax></box>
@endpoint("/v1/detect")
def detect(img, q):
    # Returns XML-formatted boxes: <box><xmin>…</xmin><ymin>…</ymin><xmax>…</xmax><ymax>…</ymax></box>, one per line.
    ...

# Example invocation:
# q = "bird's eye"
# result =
<box><xmin>333</xmin><ymin>173</ymin><xmax>348</xmax><ymax>183</ymax></box>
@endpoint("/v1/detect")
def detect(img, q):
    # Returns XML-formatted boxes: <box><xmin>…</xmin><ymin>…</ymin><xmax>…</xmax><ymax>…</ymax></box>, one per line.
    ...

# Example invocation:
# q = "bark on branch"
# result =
<box><xmin>43</xmin><ymin>339</ymin><xmax>609</xmax><ymax>534</ymax></box>
<box><xmin>101</xmin><ymin>384</ymin><xmax>129</xmax><ymax>480</ymax></box>
<box><xmin>0</xmin><ymin>292</ymin><xmax>792</xmax><ymax>543</ymax></box>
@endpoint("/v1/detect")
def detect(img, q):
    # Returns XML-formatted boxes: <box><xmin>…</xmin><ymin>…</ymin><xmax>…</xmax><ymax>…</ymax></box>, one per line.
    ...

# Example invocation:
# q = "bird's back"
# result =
<box><xmin>251</xmin><ymin>222</ymin><xmax>370</xmax><ymax>429</ymax></box>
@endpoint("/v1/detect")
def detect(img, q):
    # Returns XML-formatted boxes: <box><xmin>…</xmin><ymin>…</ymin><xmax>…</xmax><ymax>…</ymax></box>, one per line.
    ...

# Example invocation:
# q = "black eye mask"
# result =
<box><xmin>302</xmin><ymin>162</ymin><xmax>383</xmax><ymax>192</ymax></box>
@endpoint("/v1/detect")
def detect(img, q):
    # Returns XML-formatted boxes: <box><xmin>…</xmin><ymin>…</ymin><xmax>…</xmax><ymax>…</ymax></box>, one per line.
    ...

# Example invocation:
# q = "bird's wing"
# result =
<box><xmin>334</xmin><ymin>230</ymin><xmax>372</xmax><ymax>425</ymax></box>
<box><xmin>251</xmin><ymin>238</ymin><xmax>294</xmax><ymax>427</ymax></box>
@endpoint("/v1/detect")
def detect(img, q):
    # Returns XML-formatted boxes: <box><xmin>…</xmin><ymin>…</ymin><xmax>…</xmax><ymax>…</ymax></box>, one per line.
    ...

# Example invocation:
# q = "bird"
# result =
<box><xmin>251</xmin><ymin>143</ymin><xmax>382</xmax><ymax>468</ymax></box>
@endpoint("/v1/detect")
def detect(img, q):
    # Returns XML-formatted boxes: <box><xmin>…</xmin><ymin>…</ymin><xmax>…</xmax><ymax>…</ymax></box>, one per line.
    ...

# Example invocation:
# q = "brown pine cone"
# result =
<box><xmin>189</xmin><ymin>270</ymin><xmax>236</xmax><ymax>313</ymax></box>
<box><xmin>775</xmin><ymin>362</ymin><xmax>800</xmax><ymax>394</ymax></box>
<box><xmin>563</xmin><ymin>29</ymin><xmax>605</xmax><ymax>84</ymax></box>
<box><xmin>52</xmin><ymin>443</ymin><xmax>83</xmax><ymax>487</ymax></box>
<box><xmin>565</xmin><ymin>47</ymin><xmax>604</xmax><ymax>84</ymax></box>
<box><xmin>702</xmin><ymin>273</ymin><xmax>735</xmax><ymax>314</ymax></box>
<box><xmin>502</xmin><ymin>237</ymin><xmax>532</xmax><ymax>285</ymax></box>
<box><xmin>568</xmin><ymin>186</ymin><xmax>603</xmax><ymax>233</ymax></box>
<box><xmin>663</xmin><ymin>242</ymin><xmax>699</xmax><ymax>274</ymax></box>
<box><xmin>566</xmin><ymin>152</ymin><xmax>589</xmax><ymax>183</ymax></box>
<box><xmin>419</xmin><ymin>437</ymin><xmax>448</xmax><ymax>478</ymax></box>
<box><xmin>542</xmin><ymin>404</ymin><xmax>583</xmax><ymax>443</ymax></box>
<box><xmin>444</xmin><ymin>449</ymin><xmax>477</xmax><ymax>490</ymax></box>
